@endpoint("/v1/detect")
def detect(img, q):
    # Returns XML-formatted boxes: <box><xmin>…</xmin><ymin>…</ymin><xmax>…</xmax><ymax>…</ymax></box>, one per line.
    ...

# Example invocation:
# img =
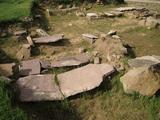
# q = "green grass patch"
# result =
<box><xmin>0</xmin><ymin>78</ymin><xmax>27</xmax><ymax>120</ymax></box>
<box><xmin>0</xmin><ymin>0</ymin><xmax>33</xmax><ymax>22</ymax></box>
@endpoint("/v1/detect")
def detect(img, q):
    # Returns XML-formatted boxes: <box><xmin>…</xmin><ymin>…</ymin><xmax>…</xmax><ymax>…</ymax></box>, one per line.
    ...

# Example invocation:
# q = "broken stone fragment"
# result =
<box><xmin>33</xmin><ymin>34</ymin><xmax>64</xmax><ymax>44</ymax></box>
<box><xmin>58</xmin><ymin>64</ymin><xmax>115</xmax><ymax>97</ymax></box>
<box><xmin>120</xmin><ymin>64</ymin><xmax>160</xmax><ymax>96</ymax></box>
<box><xmin>104</xmin><ymin>12</ymin><xmax>115</xmax><ymax>17</ymax></box>
<box><xmin>26</xmin><ymin>36</ymin><xmax>34</xmax><ymax>46</ymax></box>
<box><xmin>19</xmin><ymin>59</ymin><xmax>41</xmax><ymax>76</ymax></box>
<box><xmin>36</xmin><ymin>29</ymin><xmax>50</xmax><ymax>37</ymax></box>
<box><xmin>112</xmin><ymin>35</ymin><xmax>120</xmax><ymax>39</ymax></box>
<box><xmin>86</xmin><ymin>13</ymin><xmax>99</xmax><ymax>20</ymax></box>
<box><xmin>76</xmin><ymin>11</ymin><xmax>86</xmax><ymax>17</ymax></box>
<box><xmin>78</xmin><ymin>47</ymin><xmax>85</xmax><ymax>53</ymax></box>
<box><xmin>82</xmin><ymin>33</ymin><xmax>98</xmax><ymax>44</ymax></box>
<box><xmin>16</xmin><ymin>74</ymin><xmax>64</xmax><ymax>102</ymax></box>
<box><xmin>107</xmin><ymin>30</ymin><xmax>117</xmax><ymax>36</ymax></box>
<box><xmin>0</xmin><ymin>63</ymin><xmax>16</xmax><ymax>77</ymax></box>
<box><xmin>94</xmin><ymin>57</ymin><xmax>101</xmax><ymax>64</ymax></box>
<box><xmin>51</xmin><ymin>54</ymin><xmax>91</xmax><ymax>68</ymax></box>
<box><xmin>16</xmin><ymin>44</ymin><xmax>31</xmax><ymax>60</ymax></box>
<box><xmin>13</xmin><ymin>30</ymin><xmax>27</xmax><ymax>36</ymax></box>
<box><xmin>40</xmin><ymin>60</ymin><xmax>51</xmax><ymax>69</ymax></box>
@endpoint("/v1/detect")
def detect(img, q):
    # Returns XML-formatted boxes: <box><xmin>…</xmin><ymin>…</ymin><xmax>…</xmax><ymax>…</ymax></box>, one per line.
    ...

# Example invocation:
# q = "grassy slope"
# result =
<box><xmin>0</xmin><ymin>0</ymin><xmax>33</xmax><ymax>22</ymax></box>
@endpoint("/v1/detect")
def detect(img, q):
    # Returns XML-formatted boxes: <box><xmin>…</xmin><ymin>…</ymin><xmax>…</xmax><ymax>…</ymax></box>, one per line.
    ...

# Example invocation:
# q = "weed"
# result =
<box><xmin>0</xmin><ymin>79</ymin><xmax>27</xmax><ymax>120</ymax></box>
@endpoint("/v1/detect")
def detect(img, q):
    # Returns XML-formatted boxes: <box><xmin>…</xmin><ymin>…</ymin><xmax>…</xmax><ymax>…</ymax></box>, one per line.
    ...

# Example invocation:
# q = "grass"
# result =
<box><xmin>73</xmin><ymin>74</ymin><xmax>160</xmax><ymax>120</ymax></box>
<box><xmin>0</xmin><ymin>0</ymin><xmax>33</xmax><ymax>22</ymax></box>
<box><xmin>121</xmin><ymin>27</ymin><xmax>160</xmax><ymax>56</ymax></box>
<box><xmin>0</xmin><ymin>78</ymin><xmax>27</xmax><ymax>120</ymax></box>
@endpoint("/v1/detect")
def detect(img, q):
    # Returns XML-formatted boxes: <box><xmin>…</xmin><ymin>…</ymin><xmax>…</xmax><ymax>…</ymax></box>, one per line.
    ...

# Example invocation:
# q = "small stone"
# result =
<box><xmin>82</xmin><ymin>33</ymin><xmax>98</xmax><ymax>44</ymax></box>
<box><xmin>112</xmin><ymin>35</ymin><xmax>120</xmax><ymax>39</ymax></box>
<box><xmin>107</xmin><ymin>30</ymin><xmax>117</xmax><ymax>36</ymax></box>
<box><xmin>76</xmin><ymin>11</ymin><xmax>86</xmax><ymax>17</ymax></box>
<box><xmin>35</xmin><ymin>14</ymin><xmax>42</xmax><ymax>18</ymax></box>
<box><xmin>79</xmin><ymin>47</ymin><xmax>85</xmax><ymax>53</ymax></box>
<box><xmin>40</xmin><ymin>60</ymin><xmax>51</xmax><ymax>69</ymax></box>
<box><xmin>26</xmin><ymin>36</ymin><xmax>34</xmax><ymax>46</ymax></box>
<box><xmin>68</xmin><ymin>23</ymin><xmax>73</xmax><ymax>26</ymax></box>
<box><xmin>94</xmin><ymin>57</ymin><xmax>101</xmax><ymax>64</ymax></box>
<box><xmin>86</xmin><ymin>13</ymin><xmax>99</xmax><ymax>20</ymax></box>
<box><xmin>104</xmin><ymin>12</ymin><xmax>115</xmax><ymax>17</ymax></box>
<box><xmin>36</xmin><ymin>29</ymin><xmax>49</xmax><ymax>37</ymax></box>
<box><xmin>93</xmin><ymin>51</ymin><xmax>99</xmax><ymax>56</ymax></box>
<box><xmin>59</xmin><ymin>5</ymin><xmax>65</xmax><ymax>9</ymax></box>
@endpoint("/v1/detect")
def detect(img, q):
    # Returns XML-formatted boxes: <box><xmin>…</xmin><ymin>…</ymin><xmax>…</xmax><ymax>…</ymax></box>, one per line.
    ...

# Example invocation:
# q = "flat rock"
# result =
<box><xmin>58</xmin><ymin>64</ymin><xmax>115</xmax><ymax>97</ymax></box>
<box><xmin>33</xmin><ymin>34</ymin><xmax>64</xmax><ymax>44</ymax></box>
<box><xmin>40</xmin><ymin>60</ymin><xmax>51</xmax><ymax>69</ymax></box>
<box><xmin>128</xmin><ymin>56</ymin><xmax>160</xmax><ymax>68</ymax></box>
<box><xmin>13</xmin><ymin>30</ymin><xmax>27</xmax><ymax>36</ymax></box>
<box><xmin>120</xmin><ymin>64</ymin><xmax>160</xmax><ymax>96</ymax></box>
<box><xmin>0</xmin><ymin>63</ymin><xmax>16</xmax><ymax>77</ymax></box>
<box><xmin>51</xmin><ymin>54</ymin><xmax>90</xmax><ymax>68</ymax></box>
<box><xmin>19</xmin><ymin>59</ymin><xmax>41</xmax><ymax>76</ymax></box>
<box><xmin>82</xmin><ymin>34</ymin><xmax>98</xmax><ymax>44</ymax></box>
<box><xmin>26</xmin><ymin>36</ymin><xmax>34</xmax><ymax>46</ymax></box>
<box><xmin>104</xmin><ymin>12</ymin><xmax>115</xmax><ymax>17</ymax></box>
<box><xmin>86</xmin><ymin>13</ymin><xmax>99</xmax><ymax>19</ymax></box>
<box><xmin>16</xmin><ymin>74</ymin><xmax>64</xmax><ymax>102</ymax></box>
<box><xmin>116</xmin><ymin>7</ymin><xmax>136</xmax><ymax>12</ymax></box>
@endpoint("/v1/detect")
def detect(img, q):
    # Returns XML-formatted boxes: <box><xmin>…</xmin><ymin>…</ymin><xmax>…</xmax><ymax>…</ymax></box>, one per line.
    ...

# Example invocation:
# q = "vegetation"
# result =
<box><xmin>0</xmin><ymin>79</ymin><xmax>27</xmax><ymax>120</ymax></box>
<box><xmin>0</xmin><ymin>0</ymin><xmax>33</xmax><ymax>22</ymax></box>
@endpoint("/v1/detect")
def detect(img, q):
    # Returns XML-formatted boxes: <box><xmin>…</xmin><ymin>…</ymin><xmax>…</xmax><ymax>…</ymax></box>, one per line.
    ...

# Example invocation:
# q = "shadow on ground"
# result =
<box><xmin>19</xmin><ymin>101</ymin><xmax>81</xmax><ymax>120</ymax></box>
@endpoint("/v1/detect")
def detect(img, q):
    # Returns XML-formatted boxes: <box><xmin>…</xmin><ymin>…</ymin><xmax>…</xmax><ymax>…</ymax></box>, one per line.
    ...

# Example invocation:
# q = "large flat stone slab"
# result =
<box><xmin>16</xmin><ymin>74</ymin><xmax>64</xmax><ymax>102</ymax></box>
<box><xmin>19</xmin><ymin>59</ymin><xmax>41</xmax><ymax>76</ymax></box>
<box><xmin>58</xmin><ymin>64</ymin><xmax>115</xmax><ymax>97</ymax></box>
<box><xmin>51</xmin><ymin>54</ymin><xmax>91</xmax><ymax>68</ymax></box>
<box><xmin>128</xmin><ymin>56</ymin><xmax>160</xmax><ymax>68</ymax></box>
<box><xmin>33</xmin><ymin>34</ymin><xmax>64</xmax><ymax>44</ymax></box>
